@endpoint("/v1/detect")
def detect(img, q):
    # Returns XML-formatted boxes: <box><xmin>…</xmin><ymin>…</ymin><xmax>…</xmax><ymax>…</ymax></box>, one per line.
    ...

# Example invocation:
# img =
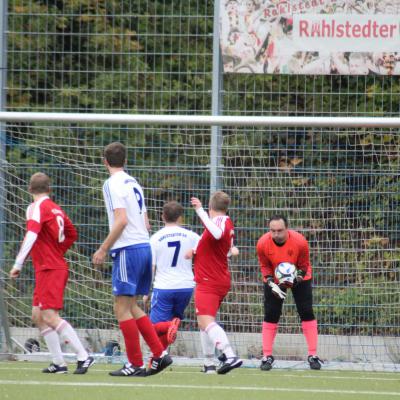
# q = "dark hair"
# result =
<box><xmin>209</xmin><ymin>191</ymin><xmax>230</xmax><ymax>212</ymax></box>
<box><xmin>268</xmin><ymin>214</ymin><xmax>288</xmax><ymax>228</ymax></box>
<box><xmin>162</xmin><ymin>201</ymin><xmax>184</xmax><ymax>223</ymax></box>
<box><xmin>29</xmin><ymin>172</ymin><xmax>51</xmax><ymax>194</ymax></box>
<box><xmin>103</xmin><ymin>142</ymin><xmax>126</xmax><ymax>168</ymax></box>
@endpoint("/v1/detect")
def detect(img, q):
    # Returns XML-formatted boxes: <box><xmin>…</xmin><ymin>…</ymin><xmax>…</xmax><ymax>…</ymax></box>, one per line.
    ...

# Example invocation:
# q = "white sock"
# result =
<box><xmin>56</xmin><ymin>320</ymin><xmax>88</xmax><ymax>361</ymax></box>
<box><xmin>200</xmin><ymin>329</ymin><xmax>215</xmax><ymax>366</ymax></box>
<box><xmin>205</xmin><ymin>322</ymin><xmax>235</xmax><ymax>359</ymax></box>
<box><xmin>41</xmin><ymin>327</ymin><xmax>65</xmax><ymax>366</ymax></box>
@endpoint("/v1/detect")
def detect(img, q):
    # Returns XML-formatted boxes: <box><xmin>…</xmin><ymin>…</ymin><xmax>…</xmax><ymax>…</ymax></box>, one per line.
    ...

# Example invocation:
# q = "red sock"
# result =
<box><xmin>158</xmin><ymin>333</ymin><xmax>169</xmax><ymax>350</ymax></box>
<box><xmin>262</xmin><ymin>322</ymin><xmax>278</xmax><ymax>356</ymax></box>
<box><xmin>136</xmin><ymin>315</ymin><xmax>163</xmax><ymax>358</ymax></box>
<box><xmin>302</xmin><ymin>320</ymin><xmax>318</xmax><ymax>355</ymax></box>
<box><xmin>153</xmin><ymin>321</ymin><xmax>171</xmax><ymax>335</ymax></box>
<box><xmin>119</xmin><ymin>319</ymin><xmax>143</xmax><ymax>367</ymax></box>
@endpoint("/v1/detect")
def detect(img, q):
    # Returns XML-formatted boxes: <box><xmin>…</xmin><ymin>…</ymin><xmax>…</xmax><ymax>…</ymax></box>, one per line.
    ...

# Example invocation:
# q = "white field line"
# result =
<box><xmin>0</xmin><ymin>379</ymin><xmax>400</xmax><ymax>396</ymax></box>
<box><xmin>0</xmin><ymin>366</ymin><xmax>399</xmax><ymax>381</ymax></box>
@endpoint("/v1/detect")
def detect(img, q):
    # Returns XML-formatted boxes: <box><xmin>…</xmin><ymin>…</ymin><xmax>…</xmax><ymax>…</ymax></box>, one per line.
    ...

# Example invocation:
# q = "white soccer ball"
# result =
<box><xmin>274</xmin><ymin>262</ymin><xmax>296</xmax><ymax>288</ymax></box>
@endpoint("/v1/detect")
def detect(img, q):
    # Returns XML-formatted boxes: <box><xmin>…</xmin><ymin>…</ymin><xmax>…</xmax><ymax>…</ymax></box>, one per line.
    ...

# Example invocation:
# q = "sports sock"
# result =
<box><xmin>262</xmin><ymin>322</ymin><xmax>278</xmax><ymax>356</ymax></box>
<box><xmin>301</xmin><ymin>319</ymin><xmax>318</xmax><ymax>355</ymax></box>
<box><xmin>119</xmin><ymin>318</ymin><xmax>143</xmax><ymax>367</ymax></box>
<box><xmin>200</xmin><ymin>329</ymin><xmax>215</xmax><ymax>366</ymax></box>
<box><xmin>41</xmin><ymin>327</ymin><xmax>65</xmax><ymax>366</ymax></box>
<box><xmin>158</xmin><ymin>333</ymin><xmax>169</xmax><ymax>350</ymax></box>
<box><xmin>56</xmin><ymin>320</ymin><xmax>88</xmax><ymax>361</ymax></box>
<box><xmin>205</xmin><ymin>322</ymin><xmax>235</xmax><ymax>359</ymax></box>
<box><xmin>136</xmin><ymin>315</ymin><xmax>163</xmax><ymax>358</ymax></box>
<box><xmin>153</xmin><ymin>321</ymin><xmax>171</xmax><ymax>335</ymax></box>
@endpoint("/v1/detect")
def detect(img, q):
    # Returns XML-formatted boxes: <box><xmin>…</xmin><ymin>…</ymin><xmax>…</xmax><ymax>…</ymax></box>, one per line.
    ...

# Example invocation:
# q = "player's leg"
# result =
<box><xmin>200</xmin><ymin>328</ymin><xmax>216</xmax><ymax>373</ymax></box>
<box><xmin>261</xmin><ymin>281</ymin><xmax>284</xmax><ymax>371</ymax></box>
<box><xmin>109</xmin><ymin>249</ymin><xmax>146</xmax><ymax>376</ymax></box>
<box><xmin>32</xmin><ymin>304</ymin><xmax>66</xmax><ymax>373</ymax></box>
<box><xmin>150</xmin><ymin>289</ymin><xmax>174</xmax><ymax>349</ymax></box>
<box><xmin>195</xmin><ymin>285</ymin><xmax>242</xmax><ymax>375</ymax></box>
<box><xmin>127</xmin><ymin>244</ymin><xmax>172</xmax><ymax>375</ymax></box>
<box><xmin>167</xmin><ymin>289</ymin><xmax>193</xmax><ymax>345</ymax></box>
<box><xmin>111</xmin><ymin>295</ymin><xmax>147</xmax><ymax>376</ymax></box>
<box><xmin>39</xmin><ymin>269</ymin><xmax>94</xmax><ymax>374</ymax></box>
<box><xmin>292</xmin><ymin>280</ymin><xmax>322</xmax><ymax>369</ymax></box>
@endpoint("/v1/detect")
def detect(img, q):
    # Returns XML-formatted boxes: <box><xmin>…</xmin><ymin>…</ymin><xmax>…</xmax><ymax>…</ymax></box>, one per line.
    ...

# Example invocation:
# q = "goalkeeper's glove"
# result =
<box><xmin>295</xmin><ymin>269</ymin><xmax>306</xmax><ymax>285</ymax></box>
<box><xmin>266</xmin><ymin>276</ymin><xmax>286</xmax><ymax>300</ymax></box>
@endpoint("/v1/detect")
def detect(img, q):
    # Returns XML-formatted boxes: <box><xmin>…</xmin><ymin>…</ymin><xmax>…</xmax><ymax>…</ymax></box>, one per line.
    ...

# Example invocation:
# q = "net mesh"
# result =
<box><xmin>2</xmin><ymin>123</ymin><xmax>400</xmax><ymax>368</ymax></box>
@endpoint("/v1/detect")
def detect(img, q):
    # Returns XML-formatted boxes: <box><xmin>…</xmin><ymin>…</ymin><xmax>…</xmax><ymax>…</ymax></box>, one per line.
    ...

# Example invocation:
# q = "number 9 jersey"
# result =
<box><xmin>102</xmin><ymin>170</ymin><xmax>149</xmax><ymax>250</ymax></box>
<box><xmin>26</xmin><ymin>196</ymin><xmax>77</xmax><ymax>271</ymax></box>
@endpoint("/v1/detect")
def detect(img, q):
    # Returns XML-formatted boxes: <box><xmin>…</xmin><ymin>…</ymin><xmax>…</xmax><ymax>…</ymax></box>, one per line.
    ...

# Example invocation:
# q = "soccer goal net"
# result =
<box><xmin>0</xmin><ymin>114</ymin><xmax>399</xmax><ymax>371</ymax></box>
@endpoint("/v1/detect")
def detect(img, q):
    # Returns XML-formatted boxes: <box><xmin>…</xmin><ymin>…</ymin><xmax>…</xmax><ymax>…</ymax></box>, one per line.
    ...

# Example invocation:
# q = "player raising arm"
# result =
<box><xmin>191</xmin><ymin>191</ymin><xmax>242</xmax><ymax>374</ymax></box>
<box><xmin>256</xmin><ymin>214</ymin><xmax>323</xmax><ymax>371</ymax></box>
<box><xmin>146</xmin><ymin>201</ymin><xmax>200</xmax><ymax>349</ymax></box>
<box><xmin>9</xmin><ymin>172</ymin><xmax>94</xmax><ymax>374</ymax></box>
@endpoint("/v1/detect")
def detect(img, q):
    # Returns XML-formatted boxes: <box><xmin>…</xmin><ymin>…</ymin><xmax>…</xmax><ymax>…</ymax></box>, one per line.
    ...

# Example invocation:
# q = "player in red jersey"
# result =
<box><xmin>256</xmin><ymin>214</ymin><xmax>323</xmax><ymax>371</ymax></box>
<box><xmin>189</xmin><ymin>191</ymin><xmax>242</xmax><ymax>375</ymax></box>
<box><xmin>9</xmin><ymin>173</ymin><xmax>94</xmax><ymax>374</ymax></box>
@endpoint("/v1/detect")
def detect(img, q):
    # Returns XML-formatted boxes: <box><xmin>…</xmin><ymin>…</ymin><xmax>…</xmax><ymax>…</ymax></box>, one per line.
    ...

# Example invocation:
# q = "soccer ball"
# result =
<box><xmin>274</xmin><ymin>262</ymin><xmax>296</xmax><ymax>288</ymax></box>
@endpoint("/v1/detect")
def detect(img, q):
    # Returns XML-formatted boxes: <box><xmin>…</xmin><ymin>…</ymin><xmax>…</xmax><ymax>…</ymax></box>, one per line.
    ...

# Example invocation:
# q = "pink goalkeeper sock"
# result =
<box><xmin>301</xmin><ymin>320</ymin><xmax>318</xmax><ymax>355</ymax></box>
<box><xmin>262</xmin><ymin>322</ymin><xmax>278</xmax><ymax>356</ymax></box>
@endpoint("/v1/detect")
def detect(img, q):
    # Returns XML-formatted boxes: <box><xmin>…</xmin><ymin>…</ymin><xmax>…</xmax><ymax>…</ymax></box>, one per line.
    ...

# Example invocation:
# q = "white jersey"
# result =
<box><xmin>103</xmin><ymin>170</ymin><xmax>149</xmax><ymax>250</ymax></box>
<box><xmin>150</xmin><ymin>225</ymin><xmax>200</xmax><ymax>290</ymax></box>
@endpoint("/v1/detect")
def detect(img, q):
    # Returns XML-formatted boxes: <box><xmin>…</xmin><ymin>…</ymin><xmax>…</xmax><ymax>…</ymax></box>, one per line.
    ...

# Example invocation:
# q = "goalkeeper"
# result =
<box><xmin>256</xmin><ymin>214</ymin><xmax>322</xmax><ymax>371</ymax></box>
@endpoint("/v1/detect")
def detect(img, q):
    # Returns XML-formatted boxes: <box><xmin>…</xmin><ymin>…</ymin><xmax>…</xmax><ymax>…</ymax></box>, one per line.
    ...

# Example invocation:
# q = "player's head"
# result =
<box><xmin>28</xmin><ymin>172</ymin><xmax>51</xmax><ymax>195</ymax></box>
<box><xmin>162</xmin><ymin>201</ymin><xmax>184</xmax><ymax>224</ymax></box>
<box><xmin>268</xmin><ymin>214</ymin><xmax>289</xmax><ymax>245</ymax></box>
<box><xmin>209</xmin><ymin>191</ymin><xmax>230</xmax><ymax>213</ymax></box>
<box><xmin>103</xmin><ymin>142</ymin><xmax>126</xmax><ymax>168</ymax></box>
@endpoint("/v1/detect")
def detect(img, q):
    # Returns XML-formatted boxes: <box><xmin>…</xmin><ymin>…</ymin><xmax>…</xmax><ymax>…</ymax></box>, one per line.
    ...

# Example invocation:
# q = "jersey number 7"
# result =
<box><xmin>168</xmin><ymin>241</ymin><xmax>181</xmax><ymax>267</ymax></box>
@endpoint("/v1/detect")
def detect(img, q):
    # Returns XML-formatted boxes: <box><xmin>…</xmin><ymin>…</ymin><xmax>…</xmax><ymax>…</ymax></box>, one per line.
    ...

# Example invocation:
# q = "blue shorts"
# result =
<box><xmin>111</xmin><ymin>243</ymin><xmax>152</xmax><ymax>296</ymax></box>
<box><xmin>150</xmin><ymin>288</ymin><xmax>193</xmax><ymax>323</ymax></box>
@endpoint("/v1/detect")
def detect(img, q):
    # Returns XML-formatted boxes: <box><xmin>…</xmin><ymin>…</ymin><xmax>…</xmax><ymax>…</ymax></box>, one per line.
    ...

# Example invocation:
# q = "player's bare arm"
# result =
<box><xmin>93</xmin><ymin>208</ymin><xmax>128</xmax><ymax>265</ymax></box>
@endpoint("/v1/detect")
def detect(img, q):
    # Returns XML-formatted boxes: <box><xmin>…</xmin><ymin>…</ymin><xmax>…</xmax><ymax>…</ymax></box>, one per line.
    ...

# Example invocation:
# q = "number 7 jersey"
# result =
<box><xmin>26</xmin><ymin>196</ymin><xmax>77</xmax><ymax>271</ymax></box>
<box><xmin>103</xmin><ymin>170</ymin><xmax>150</xmax><ymax>250</ymax></box>
<box><xmin>150</xmin><ymin>226</ymin><xmax>200</xmax><ymax>289</ymax></box>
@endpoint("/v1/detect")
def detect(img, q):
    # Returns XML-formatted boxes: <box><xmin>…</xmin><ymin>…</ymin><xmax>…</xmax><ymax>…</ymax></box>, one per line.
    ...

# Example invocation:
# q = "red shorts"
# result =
<box><xmin>194</xmin><ymin>284</ymin><xmax>230</xmax><ymax>317</ymax></box>
<box><xmin>33</xmin><ymin>269</ymin><xmax>68</xmax><ymax>310</ymax></box>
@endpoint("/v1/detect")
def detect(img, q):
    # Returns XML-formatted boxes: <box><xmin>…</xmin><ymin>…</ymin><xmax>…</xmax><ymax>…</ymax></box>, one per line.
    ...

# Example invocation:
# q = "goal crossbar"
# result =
<box><xmin>1</xmin><ymin>112</ymin><xmax>400</xmax><ymax>127</ymax></box>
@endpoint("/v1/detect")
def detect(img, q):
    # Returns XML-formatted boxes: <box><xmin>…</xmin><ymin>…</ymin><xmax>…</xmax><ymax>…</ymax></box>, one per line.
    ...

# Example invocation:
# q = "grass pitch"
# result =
<box><xmin>0</xmin><ymin>361</ymin><xmax>399</xmax><ymax>400</ymax></box>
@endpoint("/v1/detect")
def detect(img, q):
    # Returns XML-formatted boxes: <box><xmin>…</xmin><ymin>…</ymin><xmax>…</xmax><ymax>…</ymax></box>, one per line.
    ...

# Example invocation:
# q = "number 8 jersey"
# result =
<box><xmin>25</xmin><ymin>196</ymin><xmax>77</xmax><ymax>271</ymax></box>
<box><xmin>103</xmin><ymin>170</ymin><xmax>149</xmax><ymax>250</ymax></box>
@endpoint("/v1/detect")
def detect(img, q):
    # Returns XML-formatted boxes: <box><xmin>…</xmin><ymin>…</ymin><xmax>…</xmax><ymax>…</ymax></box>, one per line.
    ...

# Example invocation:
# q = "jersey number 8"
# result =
<box><xmin>56</xmin><ymin>215</ymin><xmax>65</xmax><ymax>243</ymax></box>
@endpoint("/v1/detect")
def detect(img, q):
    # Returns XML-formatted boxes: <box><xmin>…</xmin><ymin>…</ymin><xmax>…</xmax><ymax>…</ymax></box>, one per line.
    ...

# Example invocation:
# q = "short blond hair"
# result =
<box><xmin>209</xmin><ymin>191</ymin><xmax>230</xmax><ymax>212</ymax></box>
<box><xmin>29</xmin><ymin>172</ymin><xmax>51</xmax><ymax>194</ymax></box>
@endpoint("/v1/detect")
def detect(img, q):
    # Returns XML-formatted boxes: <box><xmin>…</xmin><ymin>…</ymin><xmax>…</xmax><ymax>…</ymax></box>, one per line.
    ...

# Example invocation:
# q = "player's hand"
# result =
<box><xmin>230</xmin><ymin>246</ymin><xmax>239</xmax><ymax>257</ymax></box>
<box><xmin>142</xmin><ymin>295</ymin><xmax>150</xmax><ymax>310</ymax></box>
<box><xmin>268</xmin><ymin>281</ymin><xmax>286</xmax><ymax>300</ymax></box>
<box><xmin>295</xmin><ymin>269</ymin><xmax>306</xmax><ymax>285</ymax></box>
<box><xmin>190</xmin><ymin>197</ymin><xmax>202</xmax><ymax>210</ymax></box>
<box><xmin>9</xmin><ymin>268</ymin><xmax>21</xmax><ymax>279</ymax></box>
<box><xmin>185</xmin><ymin>249</ymin><xmax>194</xmax><ymax>259</ymax></box>
<box><xmin>92</xmin><ymin>247</ymin><xmax>107</xmax><ymax>266</ymax></box>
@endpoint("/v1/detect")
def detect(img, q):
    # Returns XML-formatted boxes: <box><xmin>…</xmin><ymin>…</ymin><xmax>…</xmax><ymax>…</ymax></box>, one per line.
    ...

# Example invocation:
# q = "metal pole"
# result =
<box><xmin>0</xmin><ymin>0</ymin><xmax>13</xmax><ymax>357</ymax></box>
<box><xmin>210</xmin><ymin>0</ymin><xmax>223</xmax><ymax>193</ymax></box>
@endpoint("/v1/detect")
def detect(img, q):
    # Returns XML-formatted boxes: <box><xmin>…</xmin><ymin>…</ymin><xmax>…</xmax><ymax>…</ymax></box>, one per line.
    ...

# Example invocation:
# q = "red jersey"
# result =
<box><xmin>25</xmin><ymin>196</ymin><xmax>77</xmax><ymax>271</ymax></box>
<box><xmin>194</xmin><ymin>215</ymin><xmax>234</xmax><ymax>288</ymax></box>
<box><xmin>256</xmin><ymin>230</ymin><xmax>312</xmax><ymax>282</ymax></box>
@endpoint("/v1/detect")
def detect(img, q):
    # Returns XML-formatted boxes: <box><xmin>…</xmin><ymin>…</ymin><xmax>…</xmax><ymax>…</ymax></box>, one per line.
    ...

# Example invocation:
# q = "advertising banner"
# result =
<box><xmin>220</xmin><ymin>0</ymin><xmax>400</xmax><ymax>74</ymax></box>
